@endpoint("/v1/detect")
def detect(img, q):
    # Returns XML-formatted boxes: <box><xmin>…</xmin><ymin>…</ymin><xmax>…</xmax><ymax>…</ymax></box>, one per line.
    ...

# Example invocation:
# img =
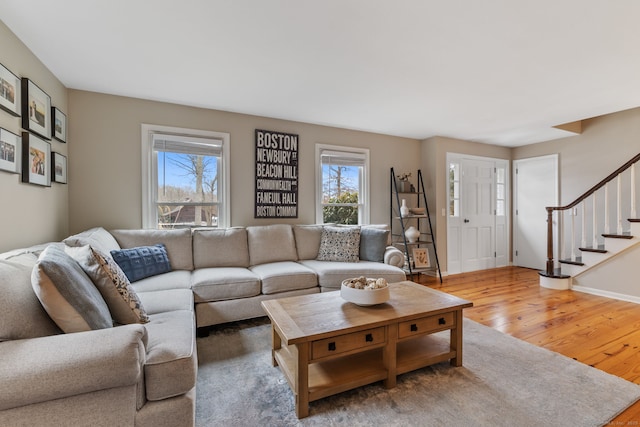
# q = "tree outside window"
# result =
<box><xmin>317</xmin><ymin>145</ymin><xmax>369</xmax><ymax>225</ymax></box>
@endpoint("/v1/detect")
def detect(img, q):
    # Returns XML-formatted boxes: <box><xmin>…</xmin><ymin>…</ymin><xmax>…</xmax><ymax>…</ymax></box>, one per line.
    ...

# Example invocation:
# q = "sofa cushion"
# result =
<box><xmin>63</xmin><ymin>227</ymin><xmax>121</xmax><ymax>255</ymax></box>
<box><xmin>137</xmin><ymin>289</ymin><xmax>194</xmax><ymax>315</ymax></box>
<box><xmin>359</xmin><ymin>227</ymin><xmax>390</xmax><ymax>262</ymax></box>
<box><xmin>110</xmin><ymin>244</ymin><xmax>172</xmax><ymax>282</ymax></box>
<box><xmin>31</xmin><ymin>245</ymin><xmax>113</xmax><ymax>333</ymax></box>
<box><xmin>110</xmin><ymin>228</ymin><xmax>193</xmax><ymax>271</ymax></box>
<box><xmin>143</xmin><ymin>309</ymin><xmax>197</xmax><ymax>401</ymax></box>
<box><xmin>192</xmin><ymin>228</ymin><xmax>249</xmax><ymax>268</ymax></box>
<box><xmin>293</xmin><ymin>224</ymin><xmax>324</xmax><ymax>260</ymax></box>
<box><xmin>130</xmin><ymin>270</ymin><xmax>192</xmax><ymax>293</ymax></box>
<box><xmin>191</xmin><ymin>268</ymin><xmax>261</xmax><ymax>302</ymax></box>
<box><xmin>317</xmin><ymin>226</ymin><xmax>361</xmax><ymax>262</ymax></box>
<box><xmin>299</xmin><ymin>259</ymin><xmax>406</xmax><ymax>290</ymax></box>
<box><xmin>67</xmin><ymin>245</ymin><xmax>150</xmax><ymax>325</ymax></box>
<box><xmin>246</xmin><ymin>224</ymin><xmax>297</xmax><ymax>265</ymax></box>
<box><xmin>249</xmin><ymin>261</ymin><xmax>317</xmax><ymax>294</ymax></box>
<box><xmin>0</xmin><ymin>253</ymin><xmax>61</xmax><ymax>341</ymax></box>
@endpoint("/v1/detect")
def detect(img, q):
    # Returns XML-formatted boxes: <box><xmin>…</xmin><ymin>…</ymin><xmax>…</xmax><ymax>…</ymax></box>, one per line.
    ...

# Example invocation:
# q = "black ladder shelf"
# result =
<box><xmin>390</xmin><ymin>168</ymin><xmax>442</xmax><ymax>283</ymax></box>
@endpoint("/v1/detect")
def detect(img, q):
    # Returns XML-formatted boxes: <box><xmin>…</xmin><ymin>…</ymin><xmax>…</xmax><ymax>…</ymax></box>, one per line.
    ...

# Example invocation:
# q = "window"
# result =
<box><xmin>141</xmin><ymin>124</ymin><xmax>230</xmax><ymax>229</ymax></box>
<box><xmin>449</xmin><ymin>161</ymin><xmax>460</xmax><ymax>217</ymax></box>
<box><xmin>316</xmin><ymin>144</ymin><xmax>369</xmax><ymax>224</ymax></box>
<box><xmin>496</xmin><ymin>165</ymin><xmax>506</xmax><ymax>216</ymax></box>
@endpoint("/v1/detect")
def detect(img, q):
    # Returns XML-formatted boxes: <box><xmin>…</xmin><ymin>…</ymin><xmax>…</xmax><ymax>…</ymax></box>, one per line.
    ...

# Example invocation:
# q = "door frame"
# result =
<box><xmin>446</xmin><ymin>152</ymin><xmax>510</xmax><ymax>275</ymax></box>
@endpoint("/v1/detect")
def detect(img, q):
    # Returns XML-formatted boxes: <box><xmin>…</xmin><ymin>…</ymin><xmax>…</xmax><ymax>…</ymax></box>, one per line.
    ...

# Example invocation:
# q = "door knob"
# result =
<box><xmin>463</xmin><ymin>219</ymin><xmax>470</xmax><ymax>223</ymax></box>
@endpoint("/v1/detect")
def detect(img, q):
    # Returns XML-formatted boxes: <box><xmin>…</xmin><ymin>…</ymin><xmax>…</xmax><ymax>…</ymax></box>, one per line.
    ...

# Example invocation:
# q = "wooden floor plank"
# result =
<box><xmin>415</xmin><ymin>267</ymin><xmax>640</xmax><ymax>424</ymax></box>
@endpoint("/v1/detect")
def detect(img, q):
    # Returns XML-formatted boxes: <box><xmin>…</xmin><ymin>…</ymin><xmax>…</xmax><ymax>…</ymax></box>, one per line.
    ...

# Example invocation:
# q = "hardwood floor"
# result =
<box><xmin>414</xmin><ymin>266</ymin><xmax>640</xmax><ymax>424</ymax></box>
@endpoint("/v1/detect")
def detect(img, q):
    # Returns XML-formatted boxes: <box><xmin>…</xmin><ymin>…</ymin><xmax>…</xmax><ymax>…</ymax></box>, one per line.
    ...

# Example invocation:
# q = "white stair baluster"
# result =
<box><xmin>618</xmin><ymin>174</ymin><xmax>623</xmax><ymax>234</ymax></box>
<box><xmin>592</xmin><ymin>193</ymin><xmax>598</xmax><ymax>248</ymax></box>
<box><xmin>604</xmin><ymin>183</ymin><xmax>610</xmax><ymax>234</ymax></box>
<box><xmin>559</xmin><ymin>210</ymin><xmax>565</xmax><ymax>262</ymax></box>
<box><xmin>581</xmin><ymin>202</ymin><xmax>586</xmax><ymax>249</ymax></box>
<box><xmin>571</xmin><ymin>208</ymin><xmax>576</xmax><ymax>261</ymax></box>
<box><xmin>631</xmin><ymin>163</ymin><xmax>637</xmax><ymax>219</ymax></box>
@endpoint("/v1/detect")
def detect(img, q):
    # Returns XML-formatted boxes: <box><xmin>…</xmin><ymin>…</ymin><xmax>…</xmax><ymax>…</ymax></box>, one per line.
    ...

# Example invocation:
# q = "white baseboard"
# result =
<box><xmin>571</xmin><ymin>285</ymin><xmax>640</xmax><ymax>305</ymax></box>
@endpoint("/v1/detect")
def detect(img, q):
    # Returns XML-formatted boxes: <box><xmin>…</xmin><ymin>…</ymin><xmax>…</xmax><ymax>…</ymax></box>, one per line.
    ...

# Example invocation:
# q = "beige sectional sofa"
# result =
<box><xmin>0</xmin><ymin>223</ymin><xmax>405</xmax><ymax>427</ymax></box>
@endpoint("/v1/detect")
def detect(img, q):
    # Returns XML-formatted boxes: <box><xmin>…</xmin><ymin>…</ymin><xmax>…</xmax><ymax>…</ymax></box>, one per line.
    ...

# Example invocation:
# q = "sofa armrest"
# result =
<box><xmin>0</xmin><ymin>324</ymin><xmax>147</xmax><ymax>411</ymax></box>
<box><xmin>384</xmin><ymin>246</ymin><xmax>405</xmax><ymax>268</ymax></box>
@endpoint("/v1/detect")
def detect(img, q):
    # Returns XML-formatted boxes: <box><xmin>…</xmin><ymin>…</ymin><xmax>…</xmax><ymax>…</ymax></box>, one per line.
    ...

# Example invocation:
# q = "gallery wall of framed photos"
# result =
<box><xmin>0</xmin><ymin>20</ymin><xmax>70</xmax><ymax>253</ymax></box>
<box><xmin>0</xmin><ymin>62</ymin><xmax>68</xmax><ymax>187</ymax></box>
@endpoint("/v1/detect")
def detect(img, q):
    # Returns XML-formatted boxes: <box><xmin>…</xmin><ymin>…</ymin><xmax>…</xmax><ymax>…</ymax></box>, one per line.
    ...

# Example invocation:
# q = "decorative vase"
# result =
<box><xmin>405</xmin><ymin>226</ymin><xmax>420</xmax><ymax>243</ymax></box>
<box><xmin>400</xmin><ymin>199</ymin><xmax>410</xmax><ymax>217</ymax></box>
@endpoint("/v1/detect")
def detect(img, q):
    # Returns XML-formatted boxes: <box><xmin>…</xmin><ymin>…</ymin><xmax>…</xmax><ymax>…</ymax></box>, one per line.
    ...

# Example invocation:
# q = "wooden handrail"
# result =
<box><xmin>544</xmin><ymin>152</ymin><xmax>640</xmax><ymax>276</ymax></box>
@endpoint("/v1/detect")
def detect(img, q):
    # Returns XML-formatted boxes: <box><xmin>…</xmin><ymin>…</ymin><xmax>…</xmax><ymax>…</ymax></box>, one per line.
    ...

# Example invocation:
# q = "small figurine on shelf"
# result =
<box><xmin>397</xmin><ymin>172</ymin><xmax>412</xmax><ymax>192</ymax></box>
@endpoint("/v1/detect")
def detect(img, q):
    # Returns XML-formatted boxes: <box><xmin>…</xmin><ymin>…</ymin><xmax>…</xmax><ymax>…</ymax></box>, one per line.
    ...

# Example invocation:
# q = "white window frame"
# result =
<box><xmin>141</xmin><ymin>124</ymin><xmax>230</xmax><ymax>229</ymax></box>
<box><xmin>315</xmin><ymin>143</ymin><xmax>370</xmax><ymax>224</ymax></box>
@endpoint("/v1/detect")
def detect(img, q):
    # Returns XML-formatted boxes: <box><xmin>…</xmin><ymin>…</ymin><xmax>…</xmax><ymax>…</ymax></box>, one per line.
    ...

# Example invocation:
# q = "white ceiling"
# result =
<box><xmin>2</xmin><ymin>1</ymin><xmax>640</xmax><ymax>147</ymax></box>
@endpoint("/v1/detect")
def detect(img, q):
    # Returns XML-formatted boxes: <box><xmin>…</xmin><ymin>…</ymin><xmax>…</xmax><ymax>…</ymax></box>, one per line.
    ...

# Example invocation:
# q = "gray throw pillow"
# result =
<box><xmin>31</xmin><ymin>245</ymin><xmax>113</xmax><ymax>333</ymax></box>
<box><xmin>359</xmin><ymin>228</ymin><xmax>390</xmax><ymax>262</ymax></box>
<box><xmin>316</xmin><ymin>226</ymin><xmax>361</xmax><ymax>263</ymax></box>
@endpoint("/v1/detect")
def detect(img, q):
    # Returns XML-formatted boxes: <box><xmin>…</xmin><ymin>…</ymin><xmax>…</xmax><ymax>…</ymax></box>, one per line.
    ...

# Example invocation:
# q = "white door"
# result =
<box><xmin>513</xmin><ymin>155</ymin><xmax>558</xmax><ymax>270</ymax></box>
<box><xmin>461</xmin><ymin>158</ymin><xmax>496</xmax><ymax>272</ymax></box>
<box><xmin>447</xmin><ymin>154</ymin><xmax>509</xmax><ymax>275</ymax></box>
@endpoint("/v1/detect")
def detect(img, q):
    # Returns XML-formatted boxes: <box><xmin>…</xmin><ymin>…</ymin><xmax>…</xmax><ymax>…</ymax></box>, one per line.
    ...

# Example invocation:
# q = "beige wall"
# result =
<box><xmin>67</xmin><ymin>90</ymin><xmax>420</xmax><ymax>233</ymax></box>
<box><xmin>0</xmin><ymin>21</ymin><xmax>68</xmax><ymax>252</ymax></box>
<box><xmin>514</xmin><ymin>107</ymin><xmax>640</xmax><ymax>205</ymax></box>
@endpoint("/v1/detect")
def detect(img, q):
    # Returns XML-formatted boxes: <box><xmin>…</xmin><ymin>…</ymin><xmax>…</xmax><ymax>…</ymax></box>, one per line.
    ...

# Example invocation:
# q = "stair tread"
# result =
<box><xmin>579</xmin><ymin>245</ymin><xmax>607</xmax><ymax>253</ymax></box>
<box><xmin>602</xmin><ymin>232</ymin><xmax>633</xmax><ymax>239</ymax></box>
<box><xmin>538</xmin><ymin>269</ymin><xmax>570</xmax><ymax>279</ymax></box>
<box><xmin>559</xmin><ymin>257</ymin><xmax>584</xmax><ymax>266</ymax></box>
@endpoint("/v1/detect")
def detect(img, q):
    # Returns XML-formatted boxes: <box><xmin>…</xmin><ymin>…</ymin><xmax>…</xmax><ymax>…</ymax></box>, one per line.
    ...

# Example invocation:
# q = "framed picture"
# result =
<box><xmin>0</xmin><ymin>128</ymin><xmax>21</xmax><ymax>174</ymax></box>
<box><xmin>412</xmin><ymin>248</ymin><xmax>430</xmax><ymax>268</ymax></box>
<box><xmin>0</xmin><ymin>63</ymin><xmax>20</xmax><ymax>117</ymax></box>
<box><xmin>21</xmin><ymin>132</ymin><xmax>51</xmax><ymax>186</ymax></box>
<box><xmin>51</xmin><ymin>152</ymin><xmax>67</xmax><ymax>184</ymax></box>
<box><xmin>52</xmin><ymin>107</ymin><xmax>67</xmax><ymax>143</ymax></box>
<box><xmin>21</xmin><ymin>78</ymin><xmax>51</xmax><ymax>140</ymax></box>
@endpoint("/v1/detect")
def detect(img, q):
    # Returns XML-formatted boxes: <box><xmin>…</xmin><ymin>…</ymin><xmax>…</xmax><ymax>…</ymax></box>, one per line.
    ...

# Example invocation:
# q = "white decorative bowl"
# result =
<box><xmin>340</xmin><ymin>280</ymin><xmax>390</xmax><ymax>306</ymax></box>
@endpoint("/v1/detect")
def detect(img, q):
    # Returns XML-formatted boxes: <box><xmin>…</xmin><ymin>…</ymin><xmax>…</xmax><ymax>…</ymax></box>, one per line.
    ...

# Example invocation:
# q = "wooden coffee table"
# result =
<box><xmin>261</xmin><ymin>281</ymin><xmax>473</xmax><ymax>418</ymax></box>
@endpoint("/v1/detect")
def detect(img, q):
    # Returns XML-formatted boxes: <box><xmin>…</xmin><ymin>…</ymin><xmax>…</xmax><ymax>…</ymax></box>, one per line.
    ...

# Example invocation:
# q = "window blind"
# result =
<box><xmin>152</xmin><ymin>133</ymin><xmax>223</xmax><ymax>156</ymax></box>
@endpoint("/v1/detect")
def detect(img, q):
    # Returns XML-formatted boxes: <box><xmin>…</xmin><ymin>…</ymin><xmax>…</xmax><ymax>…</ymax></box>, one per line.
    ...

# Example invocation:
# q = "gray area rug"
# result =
<box><xmin>196</xmin><ymin>317</ymin><xmax>640</xmax><ymax>426</ymax></box>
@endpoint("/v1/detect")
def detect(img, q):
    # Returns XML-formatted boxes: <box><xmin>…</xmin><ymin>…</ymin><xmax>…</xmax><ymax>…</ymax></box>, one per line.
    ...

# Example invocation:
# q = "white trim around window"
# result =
<box><xmin>141</xmin><ymin>124</ymin><xmax>230</xmax><ymax>228</ymax></box>
<box><xmin>315</xmin><ymin>143</ymin><xmax>370</xmax><ymax>224</ymax></box>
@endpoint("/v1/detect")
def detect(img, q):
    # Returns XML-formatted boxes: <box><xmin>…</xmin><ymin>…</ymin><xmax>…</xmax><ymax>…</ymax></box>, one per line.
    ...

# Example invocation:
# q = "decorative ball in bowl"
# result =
<box><xmin>341</xmin><ymin>277</ymin><xmax>390</xmax><ymax>306</ymax></box>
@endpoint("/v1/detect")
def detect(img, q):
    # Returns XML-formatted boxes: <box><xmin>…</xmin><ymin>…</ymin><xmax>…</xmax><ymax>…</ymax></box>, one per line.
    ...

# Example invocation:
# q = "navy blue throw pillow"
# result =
<box><xmin>110</xmin><ymin>244</ymin><xmax>171</xmax><ymax>282</ymax></box>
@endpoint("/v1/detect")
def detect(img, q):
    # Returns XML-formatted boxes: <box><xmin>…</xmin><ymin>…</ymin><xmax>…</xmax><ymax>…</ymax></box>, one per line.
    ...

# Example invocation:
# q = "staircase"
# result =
<box><xmin>540</xmin><ymin>152</ymin><xmax>640</xmax><ymax>303</ymax></box>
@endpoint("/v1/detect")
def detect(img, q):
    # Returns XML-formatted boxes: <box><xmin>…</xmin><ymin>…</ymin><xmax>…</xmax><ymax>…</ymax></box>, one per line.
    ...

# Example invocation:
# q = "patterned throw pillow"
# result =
<box><xmin>316</xmin><ymin>226</ymin><xmax>361</xmax><ymax>263</ymax></box>
<box><xmin>68</xmin><ymin>245</ymin><xmax>149</xmax><ymax>324</ymax></box>
<box><xmin>110</xmin><ymin>244</ymin><xmax>172</xmax><ymax>282</ymax></box>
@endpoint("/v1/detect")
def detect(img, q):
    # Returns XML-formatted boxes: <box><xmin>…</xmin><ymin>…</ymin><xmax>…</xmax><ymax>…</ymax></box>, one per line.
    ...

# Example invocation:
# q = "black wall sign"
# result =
<box><xmin>255</xmin><ymin>129</ymin><xmax>298</xmax><ymax>218</ymax></box>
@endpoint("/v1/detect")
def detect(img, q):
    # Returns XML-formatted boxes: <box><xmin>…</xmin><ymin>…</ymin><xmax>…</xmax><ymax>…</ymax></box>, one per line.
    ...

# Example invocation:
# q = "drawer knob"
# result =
<box><xmin>365</xmin><ymin>333</ymin><xmax>373</xmax><ymax>342</ymax></box>
<box><xmin>410</xmin><ymin>324</ymin><xmax>418</xmax><ymax>332</ymax></box>
<box><xmin>439</xmin><ymin>317</ymin><xmax>446</xmax><ymax>325</ymax></box>
<box><xmin>328</xmin><ymin>342</ymin><xmax>336</xmax><ymax>351</ymax></box>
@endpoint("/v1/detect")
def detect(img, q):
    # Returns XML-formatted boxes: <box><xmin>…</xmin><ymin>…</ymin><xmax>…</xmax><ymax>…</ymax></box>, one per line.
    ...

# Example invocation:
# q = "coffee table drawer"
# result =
<box><xmin>398</xmin><ymin>312</ymin><xmax>455</xmax><ymax>339</ymax></box>
<box><xmin>311</xmin><ymin>327</ymin><xmax>386</xmax><ymax>361</ymax></box>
